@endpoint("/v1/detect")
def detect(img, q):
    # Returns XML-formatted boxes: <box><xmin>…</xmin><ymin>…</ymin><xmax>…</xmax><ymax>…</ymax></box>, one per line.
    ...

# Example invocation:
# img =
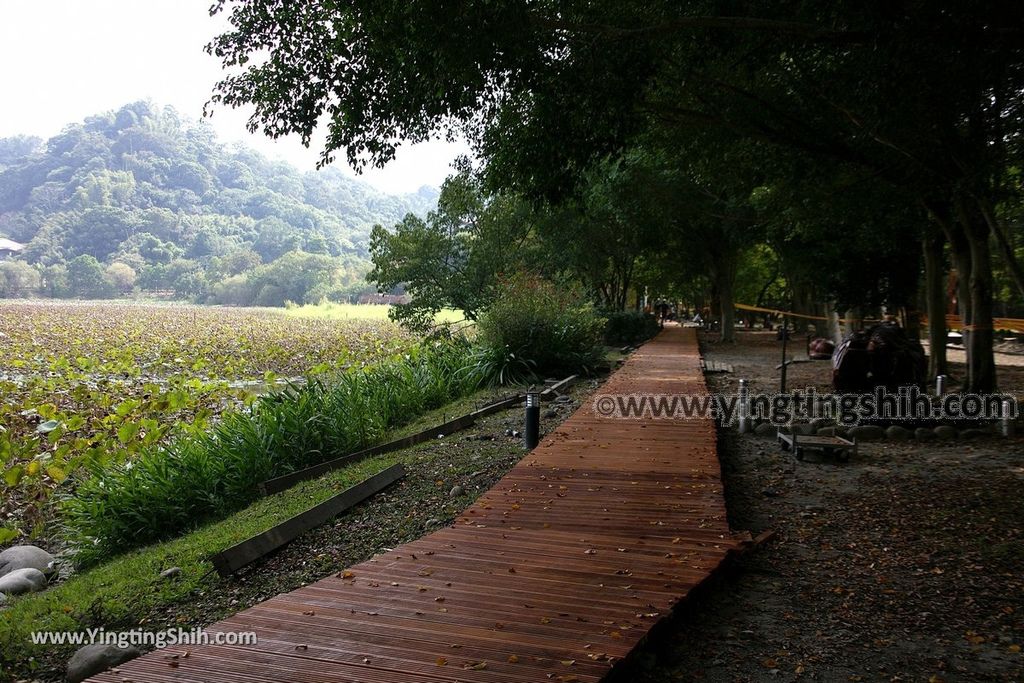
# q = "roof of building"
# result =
<box><xmin>0</xmin><ymin>238</ymin><xmax>25</xmax><ymax>252</ymax></box>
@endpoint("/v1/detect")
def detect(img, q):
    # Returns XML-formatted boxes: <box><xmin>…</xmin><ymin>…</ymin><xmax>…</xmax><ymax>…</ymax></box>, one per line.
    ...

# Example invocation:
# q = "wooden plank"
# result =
<box><xmin>470</xmin><ymin>394</ymin><xmax>524</xmax><ymax>418</ymax></box>
<box><xmin>211</xmin><ymin>464</ymin><xmax>406</xmax><ymax>577</ymax></box>
<box><xmin>260</xmin><ymin>414</ymin><xmax>474</xmax><ymax>496</ymax></box>
<box><xmin>540</xmin><ymin>374</ymin><xmax>578</xmax><ymax>401</ymax></box>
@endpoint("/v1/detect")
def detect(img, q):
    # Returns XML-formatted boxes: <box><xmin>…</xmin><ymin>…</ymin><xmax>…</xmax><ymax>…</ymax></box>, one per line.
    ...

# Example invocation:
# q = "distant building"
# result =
<box><xmin>357</xmin><ymin>293</ymin><xmax>410</xmax><ymax>305</ymax></box>
<box><xmin>0</xmin><ymin>238</ymin><xmax>26</xmax><ymax>259</ymax></box>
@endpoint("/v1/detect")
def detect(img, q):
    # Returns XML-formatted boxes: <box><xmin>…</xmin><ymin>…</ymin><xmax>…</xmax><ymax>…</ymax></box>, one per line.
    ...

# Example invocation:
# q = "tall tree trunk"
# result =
<box><xmin>922</xmin><ymin>230</ymin><xmax>948</xmax><ymax>381</ymax></box>
<box><xmin>719</xmin><ymin>273</ymin><xmax>736</xmax><ymax>343</ymax></box>
<box><xmin>978</xmin><ymin>199</ymin><xmax>1024</xmax><ymax>302</ymax></box>
<box><xmin>824</xmin><ymin>300</ymin><xmax>843</xmax><ymax>345</ymax></box>
<box><xmin>957</xmin><ymin>199</ymin><xmax>997</xmax><ymax>392</ymax></box>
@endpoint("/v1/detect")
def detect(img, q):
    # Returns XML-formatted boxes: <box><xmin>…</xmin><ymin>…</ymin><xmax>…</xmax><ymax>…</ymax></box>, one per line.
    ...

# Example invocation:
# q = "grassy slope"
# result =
<box><xmin>0</xmin><ymin>387</ymin><xmax>515</xmax><ymax>680</ymax></box>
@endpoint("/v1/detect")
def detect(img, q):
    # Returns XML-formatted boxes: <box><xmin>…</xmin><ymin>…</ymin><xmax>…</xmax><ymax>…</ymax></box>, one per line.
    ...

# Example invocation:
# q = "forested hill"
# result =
<box><xmin>0</xmin><ymin>101</ymin><xmax>438</xmax><ymax>304</ymax></box>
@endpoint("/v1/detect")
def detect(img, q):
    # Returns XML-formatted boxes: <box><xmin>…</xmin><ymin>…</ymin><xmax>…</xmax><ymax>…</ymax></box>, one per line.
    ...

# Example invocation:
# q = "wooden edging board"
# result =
<box><xmin>211</xmin><ymin>464</ymin><xmax>406</xmax><ymax>577</ymax></box>
<box><xmin>258</xmin><ymin>376</ymin><xmax>576</xmax><ymax>497</ymax></box>
<box><xmin>259</xmin><ymin>415</ymin><xmax>475</xmax><ymax>496</ymax></box>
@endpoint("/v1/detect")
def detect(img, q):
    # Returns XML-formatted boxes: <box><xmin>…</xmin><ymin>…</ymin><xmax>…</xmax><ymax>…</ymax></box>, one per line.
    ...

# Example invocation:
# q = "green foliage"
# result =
<box><xmin>368</xmin><ymin>170</ymin><xmax>538</xmax><ymax>331</ymax></box>
<box><xmin>0</xmin><ymin>100</ymin><xmax>438</xmax><ymax>303</ymax></box>
<box><xmin>0</xmin><ymin>301</ymin><xmax>413</xmax><ymax>542</ymax></box>
<box><xmin>474</xmin><ymin>272</ymin><xmax>605</xmax><ymax>384</ymax></box>
<box><xmin>61</xmin><ymin>340</ymin><xmax>479</xmax><ymax>565</ymax></box>
<box><xmin>603</xmin><ymin>311</ymin><xmax>660</xmax><ymax>345</ymax></box>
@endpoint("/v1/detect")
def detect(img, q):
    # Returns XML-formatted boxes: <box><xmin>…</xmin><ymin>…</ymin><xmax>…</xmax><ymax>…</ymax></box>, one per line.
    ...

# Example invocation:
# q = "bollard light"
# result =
<box><xmin>1002</xmin><ymin>398</ymin><xmax>1015</xmax><ymax>437</ymax></box>
<box><xmin>738</xmin><ymin>378</ymin><xmax>751</xmax><ymax>433</ymax></box>
<box><xmin>524</xmin><ymin>389</ymin><xmax>540</xmax><ymax>449</ymax></box>
<box><xmin>936</xmin><ymin>374</ymin><xmax>947</xmax><ymax>396</ymax></box>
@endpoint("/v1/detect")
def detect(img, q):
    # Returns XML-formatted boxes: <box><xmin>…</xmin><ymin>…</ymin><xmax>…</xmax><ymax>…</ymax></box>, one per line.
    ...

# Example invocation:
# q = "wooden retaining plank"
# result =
<box><xmin>259</xmin><ymin>414</ymin><xmax>473</xmax><ymax>496</ymax></box>
<box><xmin>90</xmin><ymin>327</ymin><xmax>737</xmax><ymax>683</ymax></box>
<box><xmin>211</xmin><ymin>464</ymin><xmax>406</xmax><ymax>577</ymax></box>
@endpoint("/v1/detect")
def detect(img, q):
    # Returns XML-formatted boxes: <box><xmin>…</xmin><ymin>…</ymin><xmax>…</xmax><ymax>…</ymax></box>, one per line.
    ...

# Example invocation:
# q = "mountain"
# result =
<box><xmin>0</xmin><ymin>101</ymin><xmax>439</xmax><ymax>304</ymax></box>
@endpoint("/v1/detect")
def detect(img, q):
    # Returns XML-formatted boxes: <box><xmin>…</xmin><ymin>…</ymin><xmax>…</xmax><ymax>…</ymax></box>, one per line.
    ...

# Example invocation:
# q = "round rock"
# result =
<box><xmin>67</xmin><ymin>644</ymin><xmax>143</xmax><ymax>683</ymax></box>
<box><xmin>884</xmin><ymin>425</ymin><xmax>913</xmax><ymax>441</ymax></box>
<box><xmin>848</xmin><ymin>424</ymin><xmax>885</xmax><ymax>441</ymax></box>
<box><xmin>0</xmin><ymin>567</ymin><xmax>47</xmax><ymax>596</ymax></box>
<box><xmin>449</xmin><ymin>485</ymin><xmax>465</xmax><ymax>498</ymax></box>
<box><xmin>753</xmin><ymin>423</ymin><xmax>776</xmax><ymax>437</ymax></box>
<box><xmin>0</xmin><ymin>545</ymin><xmax>55</xmax><ymax>578</ymax></box>
<box><xmin>816</xmin><ymin>427</ymin><xmax>836</xmax><ymax>437</ymax></box>
<box><xmin>159</xmin><ymin>567</ymin><xmax>182</xmax><ymax>581</ymax></box>
<box><xmin>960</xmin><ymin>428</ymin><xmax>987</xmax><ymax>440</ymax></box>
<box><xmin>934</xmin><ymin>425</ymin><xmax>958</xmax><ymax>440</ymax></box>
<box><xmin>914</xmin><ymin>427</ymin><xmax>937</xmax><ymax>441</ymax></box>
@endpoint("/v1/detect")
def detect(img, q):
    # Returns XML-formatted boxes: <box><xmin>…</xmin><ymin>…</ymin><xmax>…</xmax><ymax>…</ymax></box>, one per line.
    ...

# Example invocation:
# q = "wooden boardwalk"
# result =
<box><xmin>90</xmin><ymin>326</ymin><xmax>738</xmax><ymax>683</ymax></box>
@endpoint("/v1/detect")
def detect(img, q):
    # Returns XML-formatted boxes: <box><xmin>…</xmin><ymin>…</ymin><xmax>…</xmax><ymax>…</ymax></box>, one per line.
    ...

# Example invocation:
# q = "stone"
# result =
<box><xmin>0</xmin><ymin>567</ymin><xmax>47</xmax><ymax>596</ymax></box>
<box><xmin>555</xmin><ymin>395</ymin><xmax>572</xmax><ymax>404</ymax></box>
<box><xmin>0</xmin><ymin>545</ymin><xmax>55</xmax><ymax>578</ymax></box>
<box><xmin>66</xmin><ymin>644</ymin><xmax>142</xmax><ymax>683</ymax></box>
<box><xmin>791</xmin><ymin>423</ymin><xmax>816</xmax><ymax>436</ymax></box>
<box><xmin>543</xmin><ymin>410</ymin><xmax>558</xmax><ymax>419</ymax></box>
<box><xmin>914</xmin><ymin>427</ymin><xmax>937</xmax><ymax>441</ymax></box>
<box><xmin>0</xmin><ymin>592</ymin><xmax>6</xmax><ymax>606</ymax></box>
<box><xmin>960</xmin><ymin>428</ymin><xmax>987</xmax><ymax>440</ymax></box>
<box><xmin>934</xmin><ymin>425</ymin><xmax>958</xmax><ymax>440</ymax></box>
<box><xmin>810</xmin><ymin>417</ymin><xmax>834</xmax><ymax>429</ymax></box>
<box><xmin>816</xmin><ymin>427</ymin><xmax>836</xmax><ymax>437</ymax></box>
<box><xmin>884</xmin><ymin>425</ymin><xmax>913</xmax><ymax>441</ymax></box>
<box><xmin>753</xmin><ymin>422</ymin><xmax>776</xmax><ymax>436</ymax></box>
<box><xmin>425</xmin><ymin>518</ymin><xmax>441</xmax><ymax>528</ymax></box>
<box><xmin>449</xmin><ymin>485</ymin><xmax>465</xmax><ymax>498</ymax></box>
<box><xmin>159</xmin><ymin>567</ymin><xmax>181</xmax><ymax>581</ymax></box>
<box><xmin>848</xmin><ymin>425</ymin><xmax>886</xmax><ymax>441</ymax></box>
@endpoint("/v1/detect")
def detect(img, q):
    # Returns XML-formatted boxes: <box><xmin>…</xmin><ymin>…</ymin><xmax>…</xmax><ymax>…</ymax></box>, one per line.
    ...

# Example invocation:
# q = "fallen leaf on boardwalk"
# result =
<box><xmin>560</xmin><ymin>659</ymin><xmax>576</xmax><ymax>666</ymax></box>
<box><xmin>540</xmin><ymin>617</ymin><xmax>552</xmax><ymax>624</ymax></box>
<box><xmin>507</xmin><ymin>654</ymin><xmax>519</xmax><ymax>663</ymax></box>
<box><xmin>340</xmin><ymin>570</ymin><xmax>355</xmax><ymax>579</ymax></box>
<box><xmin>302</xmin><ymin>610</ymin><xmax>315</xmax><ymax>616</ymax></box>
<box><xmin>295</xmin><ymin>645</ymin><xmax>308</xmax><ymax>651</ymax></box>
<box><xmin>436</xmin><ymin>657</ymin><xmax>447</xmax><ymax>666</ymax></box>
<box><xmin>463</xmin><ymin>661</ymin><xmax>487</xmax><ymax>670</ymax></box>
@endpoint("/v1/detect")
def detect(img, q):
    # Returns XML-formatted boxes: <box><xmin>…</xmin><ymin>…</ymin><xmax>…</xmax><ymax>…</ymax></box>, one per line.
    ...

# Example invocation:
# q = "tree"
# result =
<box><xmin>104</xmin><ymin>262</ymin><xmax>137</xmax><ymax>294</ymax></box>
<box><xmin>368</xmin><ymin>171</ymin><xmax>536</xmax><ymax>330</ymax></box>
<box><xmin>67</xmin><ymin>255</ymin><xmax>113</xmax><ymax>298</ymax></box>
<box><xmin>0</xmin><ymin>261</ymin><xmax>41</xmax><ymax>298</ymax></box>
<box><xmin>208</xmin><ymin>1</ymin><xmax>1024</xmax><ymax>390</ymax></box>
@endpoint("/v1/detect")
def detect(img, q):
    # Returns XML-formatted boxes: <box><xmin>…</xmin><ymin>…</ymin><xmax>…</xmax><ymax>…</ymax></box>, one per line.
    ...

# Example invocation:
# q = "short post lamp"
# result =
<box><xmin>738</xmin><ymin>378</ymin><xmax>751</xmax><ymax>433</ymax></box>
<box><xmin>524</xmin><ymin>389</ymin><xmax>541</xmax><ymax>449</ymax></box>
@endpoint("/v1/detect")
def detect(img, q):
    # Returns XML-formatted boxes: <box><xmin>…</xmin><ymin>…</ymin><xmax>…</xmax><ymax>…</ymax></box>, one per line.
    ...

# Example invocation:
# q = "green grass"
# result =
<box><xmin>61</xmin><ymin>341</ymin><xmax>481</xmax><ymax>565</ymax></box>
<box><xmin>281</xmin><ymin>302</ymin><xmax>465</xmax><ymax>325</ymax></box>
<box><xmin>0</xmin><ymin>389</ymin><xmax>507</xmax><ymax>680</ymax></box>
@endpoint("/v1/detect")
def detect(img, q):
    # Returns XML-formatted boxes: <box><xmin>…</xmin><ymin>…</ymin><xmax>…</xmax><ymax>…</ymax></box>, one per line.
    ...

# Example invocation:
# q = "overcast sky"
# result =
<box><xmin>0</xmin><ymin>0</ymin><xmax>468</xmax><ymax>194</ymax></box>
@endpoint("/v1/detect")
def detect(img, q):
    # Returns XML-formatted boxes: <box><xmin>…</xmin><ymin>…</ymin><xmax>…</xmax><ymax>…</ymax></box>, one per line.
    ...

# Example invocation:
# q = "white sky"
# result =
<box><xmin>0</xmin><ymin>0</ymin><xmax>468</xmax><ymax>194</ymax></box>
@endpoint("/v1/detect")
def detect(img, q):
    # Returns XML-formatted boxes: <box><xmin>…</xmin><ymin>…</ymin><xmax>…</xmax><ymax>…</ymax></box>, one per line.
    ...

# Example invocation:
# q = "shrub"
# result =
<box><xmin>474</xmin><ymin>272</ymin><xmax>605</xmax><ymax>384</ymax></box>
<box><xmin>62</xmin><ymin>340</ymin><xmax>480</xmax><ymax>565</ymax></box>
<box><xmin>603</xmin><ymin>310</ymin><xmax>661</xmax><ymax>345</ymax></box>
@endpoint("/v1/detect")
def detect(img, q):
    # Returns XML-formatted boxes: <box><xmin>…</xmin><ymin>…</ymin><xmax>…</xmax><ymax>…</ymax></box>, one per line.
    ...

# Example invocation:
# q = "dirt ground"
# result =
<box><xmin>616</xmin><ymin>330</ymin><xmax>1023</xmax><ymax>683</ymax></box>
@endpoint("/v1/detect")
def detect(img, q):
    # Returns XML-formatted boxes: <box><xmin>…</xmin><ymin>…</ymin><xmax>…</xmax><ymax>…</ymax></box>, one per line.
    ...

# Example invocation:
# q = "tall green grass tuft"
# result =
<box><xmin>473</xmin><ymin>272</ymin><xmax>606</xmax><ymax>385</ymax></box>
<box><xmin>62</xmin><ymin>340</ymin><xmax>480</xmax><ymax>566</ymax></box>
